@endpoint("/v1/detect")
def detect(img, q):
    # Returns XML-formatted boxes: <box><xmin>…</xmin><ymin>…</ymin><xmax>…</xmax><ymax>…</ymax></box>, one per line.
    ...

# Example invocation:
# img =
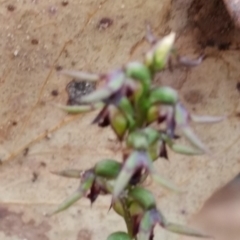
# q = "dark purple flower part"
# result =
<box><xmin>159</xmin><ymin>142</ymin><xmax>168</xmax><ymax>160</ymax></box>
<box><xmin>87</xmin><ymin>178</ymin><xmax>109</xmax><ymax>205</ymax></box>
<box><xmin>92</xmin><ymin>104</ymin><xmax>110</xmax><ymax>127</ymax></box>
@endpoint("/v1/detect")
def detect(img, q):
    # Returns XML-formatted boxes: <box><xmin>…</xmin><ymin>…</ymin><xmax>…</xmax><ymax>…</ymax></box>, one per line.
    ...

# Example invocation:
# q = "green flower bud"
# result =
<box><xmin>94</xmin><ymin>159</ymin><xmax>122</xmax><ymax>179</ymax></box>
<box><xmin>148</xmin><ymin>142</ymin><xmax>161</xmax><ymax>161</ymax></box>
<box><xmin>127</xmin><ymin>132</ymin><xmax>149</xmax><ymax>150</ymax></box>
<box><xmin>129</xmin><ymin>201</ymin><xmax>144</xmax><ymax>216</ymax></box>
<box><xmin>128</xmin><ymin>186</ymin><xmax>156</xmax><ymax>210</ymax></box>
<box><xmin>118</xmin><ymin>97</ymin><xmax>136</xmax><ymax>130</ymax></box>
<box><xmin>146</xmin><ymin>105</ymin><xmax>159</xmax><ymax>124</ymax></box>
<box><xmin>112</xmin><ymin>199</ymin><xmax>125</xmax><ymax>217</ymax></box>
<box><xmin>149</xmin><ymin>86</ymin><xmax>178</xmax><ymax>105</ymax></box>
<box><xmin>144</xmin><ymin>50</ymin><xmax>154</xmax><ymax>69</ymax></box>
<box><xmin>145</xmin><ymin>32</ymin><xmax>176</xmax><ymax>72</ymax></box>
<box><xmin>142</xmin><ymin>128</ymin><xmax>160</xmax><ymax>145</ymax></box>
<box><xmin>109</xmin><ymin>107</ymin><xmax>128</xmax><ymax>140</ymax></box>
<box><xmin>132</xmin><ymin>81</ymin><xmax>144</xmax><ymax>104</ymax></box>
<box><xmin>125</xmin><ymin>62</ymin><xmax>152</xmax><ymax>90</ymax></box>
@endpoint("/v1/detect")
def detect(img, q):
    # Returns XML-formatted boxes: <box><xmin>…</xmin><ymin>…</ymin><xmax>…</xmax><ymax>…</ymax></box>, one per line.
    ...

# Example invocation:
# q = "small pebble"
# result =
<box><xmin>49</xmin><ymin>6</ymin><xmax>57</xmax><ymax>14</ymax></box>
<box><xmin>12</xmin><ymin>121</ymin><xmax>17</xmax><ymax>126</ymax></box>
<box><xmin>55</xmin><ymin>65</ymin><xmax>63</xmax><ymax>71</ymax></box>
<box><xmin>7</xmin><ymin>4</ymin><xmax>15</xmax><ymax>12</ymax></box>
<box><xmin>46</xmin><ymin>132</ymin><xmax>52</xmax><ymax>140</ymax></box>
<box><xmin>236</xmin><ymin>82</ymin><xmax>240</xmax><ymax>92</ymax></box>
<box><xmin>31</xmin><ymin>39</ymin><xmax>39</xmax><ymax>45</ymax></box>
<box><xmin>13</xmin><ymin>50</ymin><xmax>19</xmax><ymax>56</ymax></box>
<box><xmin>51</xmin><ymin>89</ymin><xmax>59</xmax><ymax>96</ymax></box>
<box><xmin>40</xmin><ymin>161</ymin><xmax>47</xmax><ymax>167</ymax></box>
<box><xmin>98</xmin><ymin>17</ymin><xmax>113</xmax><ymax>30</ymax></box>
<box><xmin>61</xmin><ymin>0</ymin><xmax>69</xmax><ymax>6</ymax></box>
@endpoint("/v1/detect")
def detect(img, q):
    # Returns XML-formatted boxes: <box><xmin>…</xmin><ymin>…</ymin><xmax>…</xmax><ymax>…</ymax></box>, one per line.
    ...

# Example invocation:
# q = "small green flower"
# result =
<box><xmin>138</xmin><ymin>208</ymin><xmax>165</xmax><ymax>240</ymax></box>
<box><xmin>138</xmin><ymin>208</ymin><xmax>210</xmax><ymax>240</ymax></box>
<box><xmin>112</xmin><ymin>150</ymin><xmax>180</xmax><ymax>200</ymax></box>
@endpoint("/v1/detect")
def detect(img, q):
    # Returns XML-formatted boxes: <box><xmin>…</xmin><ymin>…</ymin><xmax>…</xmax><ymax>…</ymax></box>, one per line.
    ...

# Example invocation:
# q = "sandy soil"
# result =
<box><xmin>0</xmin><ymin>0</ymin><xmax>240</xmax><ymax>239</ymax></box>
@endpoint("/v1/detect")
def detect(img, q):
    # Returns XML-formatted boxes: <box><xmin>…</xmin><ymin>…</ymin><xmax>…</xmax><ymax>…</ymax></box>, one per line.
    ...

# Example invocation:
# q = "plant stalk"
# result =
<box><xmin>120</xmin><ymin>198</ymin><xmax>135</xmax><ymax>239</ymax></box>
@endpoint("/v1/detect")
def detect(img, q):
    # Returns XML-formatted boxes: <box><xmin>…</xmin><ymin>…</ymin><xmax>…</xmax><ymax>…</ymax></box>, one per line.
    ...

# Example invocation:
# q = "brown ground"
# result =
<box><xmin>0</xmin><ymin>0</ymin><xmax>240</xmax><ymax>239</ymax></box>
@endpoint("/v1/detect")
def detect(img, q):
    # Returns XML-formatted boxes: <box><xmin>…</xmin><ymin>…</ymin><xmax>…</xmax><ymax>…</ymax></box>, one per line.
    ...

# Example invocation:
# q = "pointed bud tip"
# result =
<box><xmin>159</xmin><ymin>32</ymin><xmax>176</xmax><ymax>50</ymax></box>
<box><xmin>111</xmin><ymin>197</ymin><xmax>118</xmax><ymax>206</ymax></box>
<box><xmin>167</xmin><ymin>32</ymin><xmax>176</xmax><ymax>41</ymax></box>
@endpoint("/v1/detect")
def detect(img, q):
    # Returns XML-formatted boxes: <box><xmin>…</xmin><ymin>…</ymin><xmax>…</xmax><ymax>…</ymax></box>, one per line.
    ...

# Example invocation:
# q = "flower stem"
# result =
<box><xmin>120</xmin><ymin>198</ymin><xmax>134</xmax><ymax>239</ymax></box>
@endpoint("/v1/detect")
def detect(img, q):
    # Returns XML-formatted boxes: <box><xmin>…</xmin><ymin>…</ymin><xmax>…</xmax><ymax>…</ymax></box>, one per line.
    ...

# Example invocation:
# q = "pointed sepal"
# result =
<box><xmin>112</xmin><ymin>151</ymin><xmax>143</xmax><ymax>200</ymax></box>
<box><xmin>60</xmin><ymin>69</ymin><xmax>100</xmax><ymax>82</ymax></box>
<box><xmin>48</xmin><ymin>170</ymin><xmax>95</xmax><ymax>215</ymax></box>
<box><xmin>151</xmin><ymin>173</ymin><xmax>182</xmax><ymax>193</ymax></box>
<box><xmin>81</xmin><ymin>70</ymin><xmax>126</xmax><ymax>103</ymax></box>
<box><xmin>174</xmin><ymin>103</ymin><xmax>208</xmax><ymax>153</ymax></box>
<box><xmin>112</xmin><ymin>151</ymin><xmax>159</xmax><ymax>200</ymax></box>
<box><xmin>53</xmin><ymin>103</ymin><xmax>104</xmax><ymax>114</ymax></box>
<box><xmin>191</xmin><ymin>114</ymin><xmax>226</xmax><ymax>124</ymax></box>
<box><xmin>165</xmin><ymin>222</ymin><xmax>212</xmax><ymax>238</ymax></box>
<box><xmin>138</xmin><ymin>208</ymin><xmax>165</xmax><ymax>240</ymax></box>
<box><xmin>51</xmin><ymin>169</ymin><xmax>83</xmax><ymax>178</ymax></box>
